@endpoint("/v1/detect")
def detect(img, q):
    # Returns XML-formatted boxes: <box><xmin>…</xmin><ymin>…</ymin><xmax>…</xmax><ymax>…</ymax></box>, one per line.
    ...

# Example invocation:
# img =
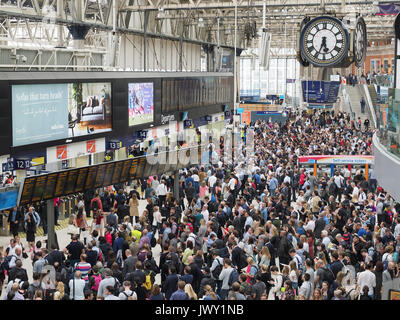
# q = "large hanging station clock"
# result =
<box><xmin>353</xmin><ymin>17</ymin><xmax>367</xmax><ymax>67</ymax></box>
<box><xmin>300</xmin><ymin>16</ymin><xmax>350</xmax><ymax>67</ymax></box>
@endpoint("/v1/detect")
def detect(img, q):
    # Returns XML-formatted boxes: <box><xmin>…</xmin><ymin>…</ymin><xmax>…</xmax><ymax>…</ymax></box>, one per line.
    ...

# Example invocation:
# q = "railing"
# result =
<box><xmin>341</xmin><ymin>86</ymin><xmax>356</xmax><ymax>120</ymax></box>
<box><xmin>362</xmin><ymin>84</ymin><xmax>378</xmax><ymax>129</ymax></box>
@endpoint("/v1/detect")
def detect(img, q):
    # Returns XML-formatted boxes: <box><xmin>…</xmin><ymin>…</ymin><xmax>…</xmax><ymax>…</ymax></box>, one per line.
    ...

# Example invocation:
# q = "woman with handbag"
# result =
<box><xmin>75</xmin><ymin>207</ymin><xmax>88</xmax><ymax>245</ymax></box>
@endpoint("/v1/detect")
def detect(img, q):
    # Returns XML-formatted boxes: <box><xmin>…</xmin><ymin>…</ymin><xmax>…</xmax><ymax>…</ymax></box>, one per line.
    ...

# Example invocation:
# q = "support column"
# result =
<box><xmin>143</xmin><ymin>11</ymin><xmax>149</xmax><ymax>72</ymax></box>
<box><xmin>47</xmin><ymin>199</ymin><xmax>56</xmax><ymax>249</ymax></box>
<box><xmin>313</xmin><ymin>162</ymin><xmax>317</xmax><ymax>177</ymax></box>
<box><xmin>174</xmin><ymin>170</ymin><xmax>180</xmax><ymax>200</ymax></box>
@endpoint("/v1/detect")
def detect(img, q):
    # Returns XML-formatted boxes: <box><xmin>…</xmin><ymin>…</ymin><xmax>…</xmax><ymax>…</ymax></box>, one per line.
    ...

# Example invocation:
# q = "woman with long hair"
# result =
<box><xmin>203</xmin><ymin>285</ymin><xmax>219</xmax><ymax>300</ymax></box>
<box><xmin>289</xmin><ymin>260</ymin><xmax>300</xmax><ymax>291</ymax></box>
<box><xmin>312</xmin><ymin>288</ymin><xmax>323</xmax><ymax>300</ymax></box>
<box><xmin>199</xmin><ymin>181</ymin><xmax>209</xmax><ymax>202</ymax></box>
<box><xmin>184</xmin><ymin>283</ymin><xmax>198</xmax><ymax>300</ymax></box>
<box><xmin>257</xmin><ymin>246</ymin><xmax>271</xmax><ymax>268</ymax></box>
<box><xmin>74</xmin><ymin>207</ymin><xmax>88</xmax><ymax>245</ymax></box>
<box><xmin>245</xmin><ymin>256</ymin><xmax>258</xmax><ymax>285</ymax></box>
<box><xmin>281</xmin><ymin>280</ymin><xmax>296</xmax><ymax>300</ymax></box>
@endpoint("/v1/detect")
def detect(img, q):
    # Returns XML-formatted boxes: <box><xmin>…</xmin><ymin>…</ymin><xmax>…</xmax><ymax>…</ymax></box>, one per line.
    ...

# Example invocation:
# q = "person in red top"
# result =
<box><xmin>90</xmin><ymin>193</ymin><xmax>104</xmax><ymax>236</ymax></box>
<box><xmin>54</xmin><ymin>197</ymin><xmax>61</xmax><ymax>226</ymax></box>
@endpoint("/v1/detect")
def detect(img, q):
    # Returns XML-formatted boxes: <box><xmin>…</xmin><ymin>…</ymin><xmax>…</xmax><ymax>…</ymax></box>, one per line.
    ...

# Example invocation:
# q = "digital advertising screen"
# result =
<box><xmin>12</xmin><ymin>84</ymin><xmax>70</xmax><ymax>147</ymax></box>
<box><xmin>12</xmin><ymin>82</ymin><xmax>112</xmax><ymax>147</ymax></box>
<box><xmin>128</xmin><ymin>82</ymin><xmax>154</xmax><ymax>127</ymax></box>
<box><xmin>68</xmin><ymin>82</ymin><xmax>112</xmax><ymax>138</ymax></box>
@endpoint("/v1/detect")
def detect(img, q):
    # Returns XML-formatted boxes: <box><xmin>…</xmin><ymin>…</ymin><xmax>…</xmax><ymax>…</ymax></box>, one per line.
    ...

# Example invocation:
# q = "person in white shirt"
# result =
<box><xmin>69</xmin><ymin>271</ymin><xmax>86</xmax><ymax>300</ymax></box>
<box><xmin>201</xmin><ymin>205</ymin><xmax>209</xmax><ymax>223</ymax></box>
<box><xmin>118</xmin><ymin>281</ymin><xmax>137</xmax><ymax>300</ymax></box>
<box><xmin>394</xmin><ymin>218</ymin><xmax>400</xmax><ymax>238</ymax></box>
<box><xmin>152</xmin><ymin>206</ymin><xmax>162</xmax><ymax>233</ymax></box>
<box><xmin>208</xmin><ymin>173</ymin><xmax>217</xmax><ymax>189</ymax></box>
<box><xmin>321</xmin><ymin>230</ymin><xmax>331</xmax><ymax>248</ymax></box>
<box><xmin>228</xmin><ymin>175</ymin><xmax>236</xmax><ymax>192</ymax></box>
<box><xmin>357</xmin><ymin>262</ymin><xmax>376</xmax><ymax>298</ymax></box>
<box><xmin>351</xmin><ymin>182</ymin><xmax>359</xmax><ymax>203</ymax></box>
<box><xmin>156</xmin><ymin>180</ymin><xmax>168</xmax><ymax>207</ymax></box>
<box><xmin>304</xmin><ymin>214</ymin><xmax>315</xmax><ymax>232</ymax></box>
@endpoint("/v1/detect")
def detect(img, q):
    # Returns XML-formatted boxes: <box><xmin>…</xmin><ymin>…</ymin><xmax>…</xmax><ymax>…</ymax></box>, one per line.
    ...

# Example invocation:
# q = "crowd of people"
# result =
<box><xmin>1</xmin><ymin>109</ymin><xmax>400</xmax><ymax>301</ymax></box>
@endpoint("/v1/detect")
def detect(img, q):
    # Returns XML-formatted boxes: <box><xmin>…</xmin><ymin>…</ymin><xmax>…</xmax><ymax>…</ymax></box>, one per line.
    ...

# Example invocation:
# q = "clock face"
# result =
<box><xmin>300</xmin><ymin>16</ymin><xmax>349</xmax><ymax>67</ymax></box>
<box><xmin>354</xmin><ymin>17</ymin><xmax>367</xmax><ymax>67</ymax></box>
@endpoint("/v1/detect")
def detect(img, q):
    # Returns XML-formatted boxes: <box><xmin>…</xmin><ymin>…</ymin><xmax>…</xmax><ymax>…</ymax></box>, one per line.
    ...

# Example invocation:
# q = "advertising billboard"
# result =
<box><xmin>128</xmin><ymin>82</ymin><xmax>154</xmax><ymax>127</ymax></box>
<box><xmin>12</xmin><ymin>83</ymin><xmax>69</xmax><ymax>147</ymax></box>
<box><xmin>12</xmin><ymin>82</ymin><xmax>112</xmax><ymax>147</ymax></box>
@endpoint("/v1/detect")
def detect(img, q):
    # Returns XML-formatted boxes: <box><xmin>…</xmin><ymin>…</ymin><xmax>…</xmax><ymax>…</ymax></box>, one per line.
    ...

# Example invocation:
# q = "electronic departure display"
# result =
<box><xmin>103</xmin><ymin>162</ymin><xmax>115</xmax><ymax>187</ymax></box>
<box><xmin>129</xmin><ymin>158</ymin><xmax>139</xmax><ymax>181</ymax></box>
<box><xmin>32</xmin><ymin>175</ymin><xmax>47</xmax><ymax>202</ymax></box>
<box><xmin>112</xmin><ymin>161</ymin><xmax>123</xmax><ymax>185</ymax></box>
<box><xmin>120</xmin><ymin>160</ymin><xmax>132</xmax><ymax>183</ymax></box>
<box><xmin>75</xmin><ymin>167</ymin><xmax>88</xmax><ymax>193</ymax></box>
<box><xmin>64</xmin><ymin>169</ymin><xmax>78</xmax><ymax>195</ymax></box>
<box><xmin>54</xmin><ymin>171</ymin><xmax>68</xmax><ymax>197</ymax></box>
<box><xmin>135</xmin><ymin>157</ymin><xmax>147</xmax><ymax>179</ymax></box>
<box><xmin>43</xmin><ymin>173</ymin><xmax>58</xmax><ymax>200</ymax></box>
<box><xmin>94</xmin><ymin>164</ymin><xmax>107</xmax><ymax>188</ymax></box>
<box><xmin>85</xmin><ymin>166</ymin><xmax>98</xmax><ymax>190</ymax></box>
<box><xmin>17</xmin><ymin>145</ymin><xmax>203</xmax><ymax>206</ymax></box>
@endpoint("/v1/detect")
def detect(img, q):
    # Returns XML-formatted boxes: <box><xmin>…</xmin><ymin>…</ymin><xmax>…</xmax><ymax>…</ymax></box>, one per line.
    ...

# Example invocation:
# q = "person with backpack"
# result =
<box><xmin>97</xmin><ymin>268</ymin><xmax>120</xmax><ymax>299</ymax></box>
<box><xmin>88</xmin><ymin>265</ymin><xmax>103</xmax><ymax>297</ymax></box>
<box><xmin>210</xmin><ymin>250</ymin><xmax>224</xmax><ymax>294</ymax></box>
<box><xmin>218</xmin><ymin>258</ymin><xmax>234</xmax><ymax>300</ymax></box>
<box><xmin>118</xmin><ymin>280</ymin><xmax>137</xmax><ymax>300</ymax></box>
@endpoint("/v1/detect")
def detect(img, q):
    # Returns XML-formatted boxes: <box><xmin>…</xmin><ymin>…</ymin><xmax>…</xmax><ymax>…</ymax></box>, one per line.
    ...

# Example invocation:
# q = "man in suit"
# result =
<box><xmin>162</xmin><ymin>266</ymin><xmax>179</xmax><ymax>300</ymax></box>
<box><xmin>8</xmin><ymin>206</ymin><xmax>23</xmax><ymax>238</ymax></box>
<box><xmin>122</xmin><ymin>249</ymin><xmax>137</xmax><ymax>279</ymax></box>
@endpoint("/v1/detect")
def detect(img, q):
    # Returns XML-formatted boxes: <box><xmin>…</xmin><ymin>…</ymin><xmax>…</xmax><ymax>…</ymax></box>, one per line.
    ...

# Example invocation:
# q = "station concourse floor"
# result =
<box><xmin>0</xmin><ymin>199</ymin><xmax>162</xmax><ymax>299</ymax></box>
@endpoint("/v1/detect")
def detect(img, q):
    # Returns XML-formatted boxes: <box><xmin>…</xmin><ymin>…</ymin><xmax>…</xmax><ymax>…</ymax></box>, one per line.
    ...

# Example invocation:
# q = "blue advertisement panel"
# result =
<box><xmin>12</xmin><ymin>82</ymin><xmax>113</xmax><ymax>147</ymax></box>
<box><xmin>302</xmin><ymin>81</ymin><xmax>340</xmax><ymax>104</ymax></box>
<box><xmin>0</xmin><ymin>190</ymin><xmax>18</xmax><ymax>211</ymax></box>
<box><xmin>12</xmin><ymin>84</ymin><xmax>69</xmax><ymax>147</ymax></box>
<box><xmin>128</xmin><ymin>82</ymin><xmax>154</xmax><ymax>127</ymax></box>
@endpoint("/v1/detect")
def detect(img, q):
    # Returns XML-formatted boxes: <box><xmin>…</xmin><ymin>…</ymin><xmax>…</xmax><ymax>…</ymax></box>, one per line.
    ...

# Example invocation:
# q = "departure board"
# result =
<box><xmin>120</xmin><ymin>160</ymin><xmax>132</xmax><ymax>183</ymax></box>
<box><xmin>64</xmin><ymin>169</ymin><xmax>78</xmax><ymax>195</ymax></box>
<box><xmin>43</xmin><ymin>173</ymin><xmax>58</xmax><ymax>200</ymax></box>
<box><xmin>111</xmin><ymin>161</ymin><xmax>123</xmax><ymax>185</ymax></box>
<box><xmin>103</xmin><ymin>162</ymin><xmax>115</xmax><ymax>187</ymax></box>
<box><xmin>31</xmin><ymin>175</ymin><xmax>47</xmax><ymax>202</ymax></box>
<box><xmin>135</xmin><ymin>157</ymin><xmax>146</xmax><ymax>179</ymax></box>
<box><xmin>129</xmin><ymin>158</ymin><xmax>139</xmax><ymax>180</ymax></box>
<box><xmin>17</xmin><ymin>145</ymin><xmax>203</xmax><ymax>206</ymax></box>
<box><xmin>85</xmin><ymin>166</ymin><xmax>98</xmax><ymax>190</ymax></box>
<box><xmin>19</xmin><ymin>177</ymin><xmax>36</xmax><ymax>205</ymax></box>
<box><xmin>75</xmin><ymin>167</ymin><xmax>88</xmax><ymax>193</ymax></box>
<box><xmin>94</xmin><ymin>164</ymin><xmax>107</xmax><ymax>188</ymax></box>
<box><xmin>54</xmin><ymin>171</ymin><xmax>68</xmax><ymax>197</ymax></box>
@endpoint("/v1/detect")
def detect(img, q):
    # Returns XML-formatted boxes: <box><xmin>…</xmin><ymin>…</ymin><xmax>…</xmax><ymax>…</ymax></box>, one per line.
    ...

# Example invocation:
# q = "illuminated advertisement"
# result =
<box><xmin>12</xmin><ymin>82</ymin><xmax>112</xmax><ymax>147</ymax></box>
<box><xmin>128</xmin><ymin>82</ymin><xmax>154</xmax><ymax>126</ymax></box>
